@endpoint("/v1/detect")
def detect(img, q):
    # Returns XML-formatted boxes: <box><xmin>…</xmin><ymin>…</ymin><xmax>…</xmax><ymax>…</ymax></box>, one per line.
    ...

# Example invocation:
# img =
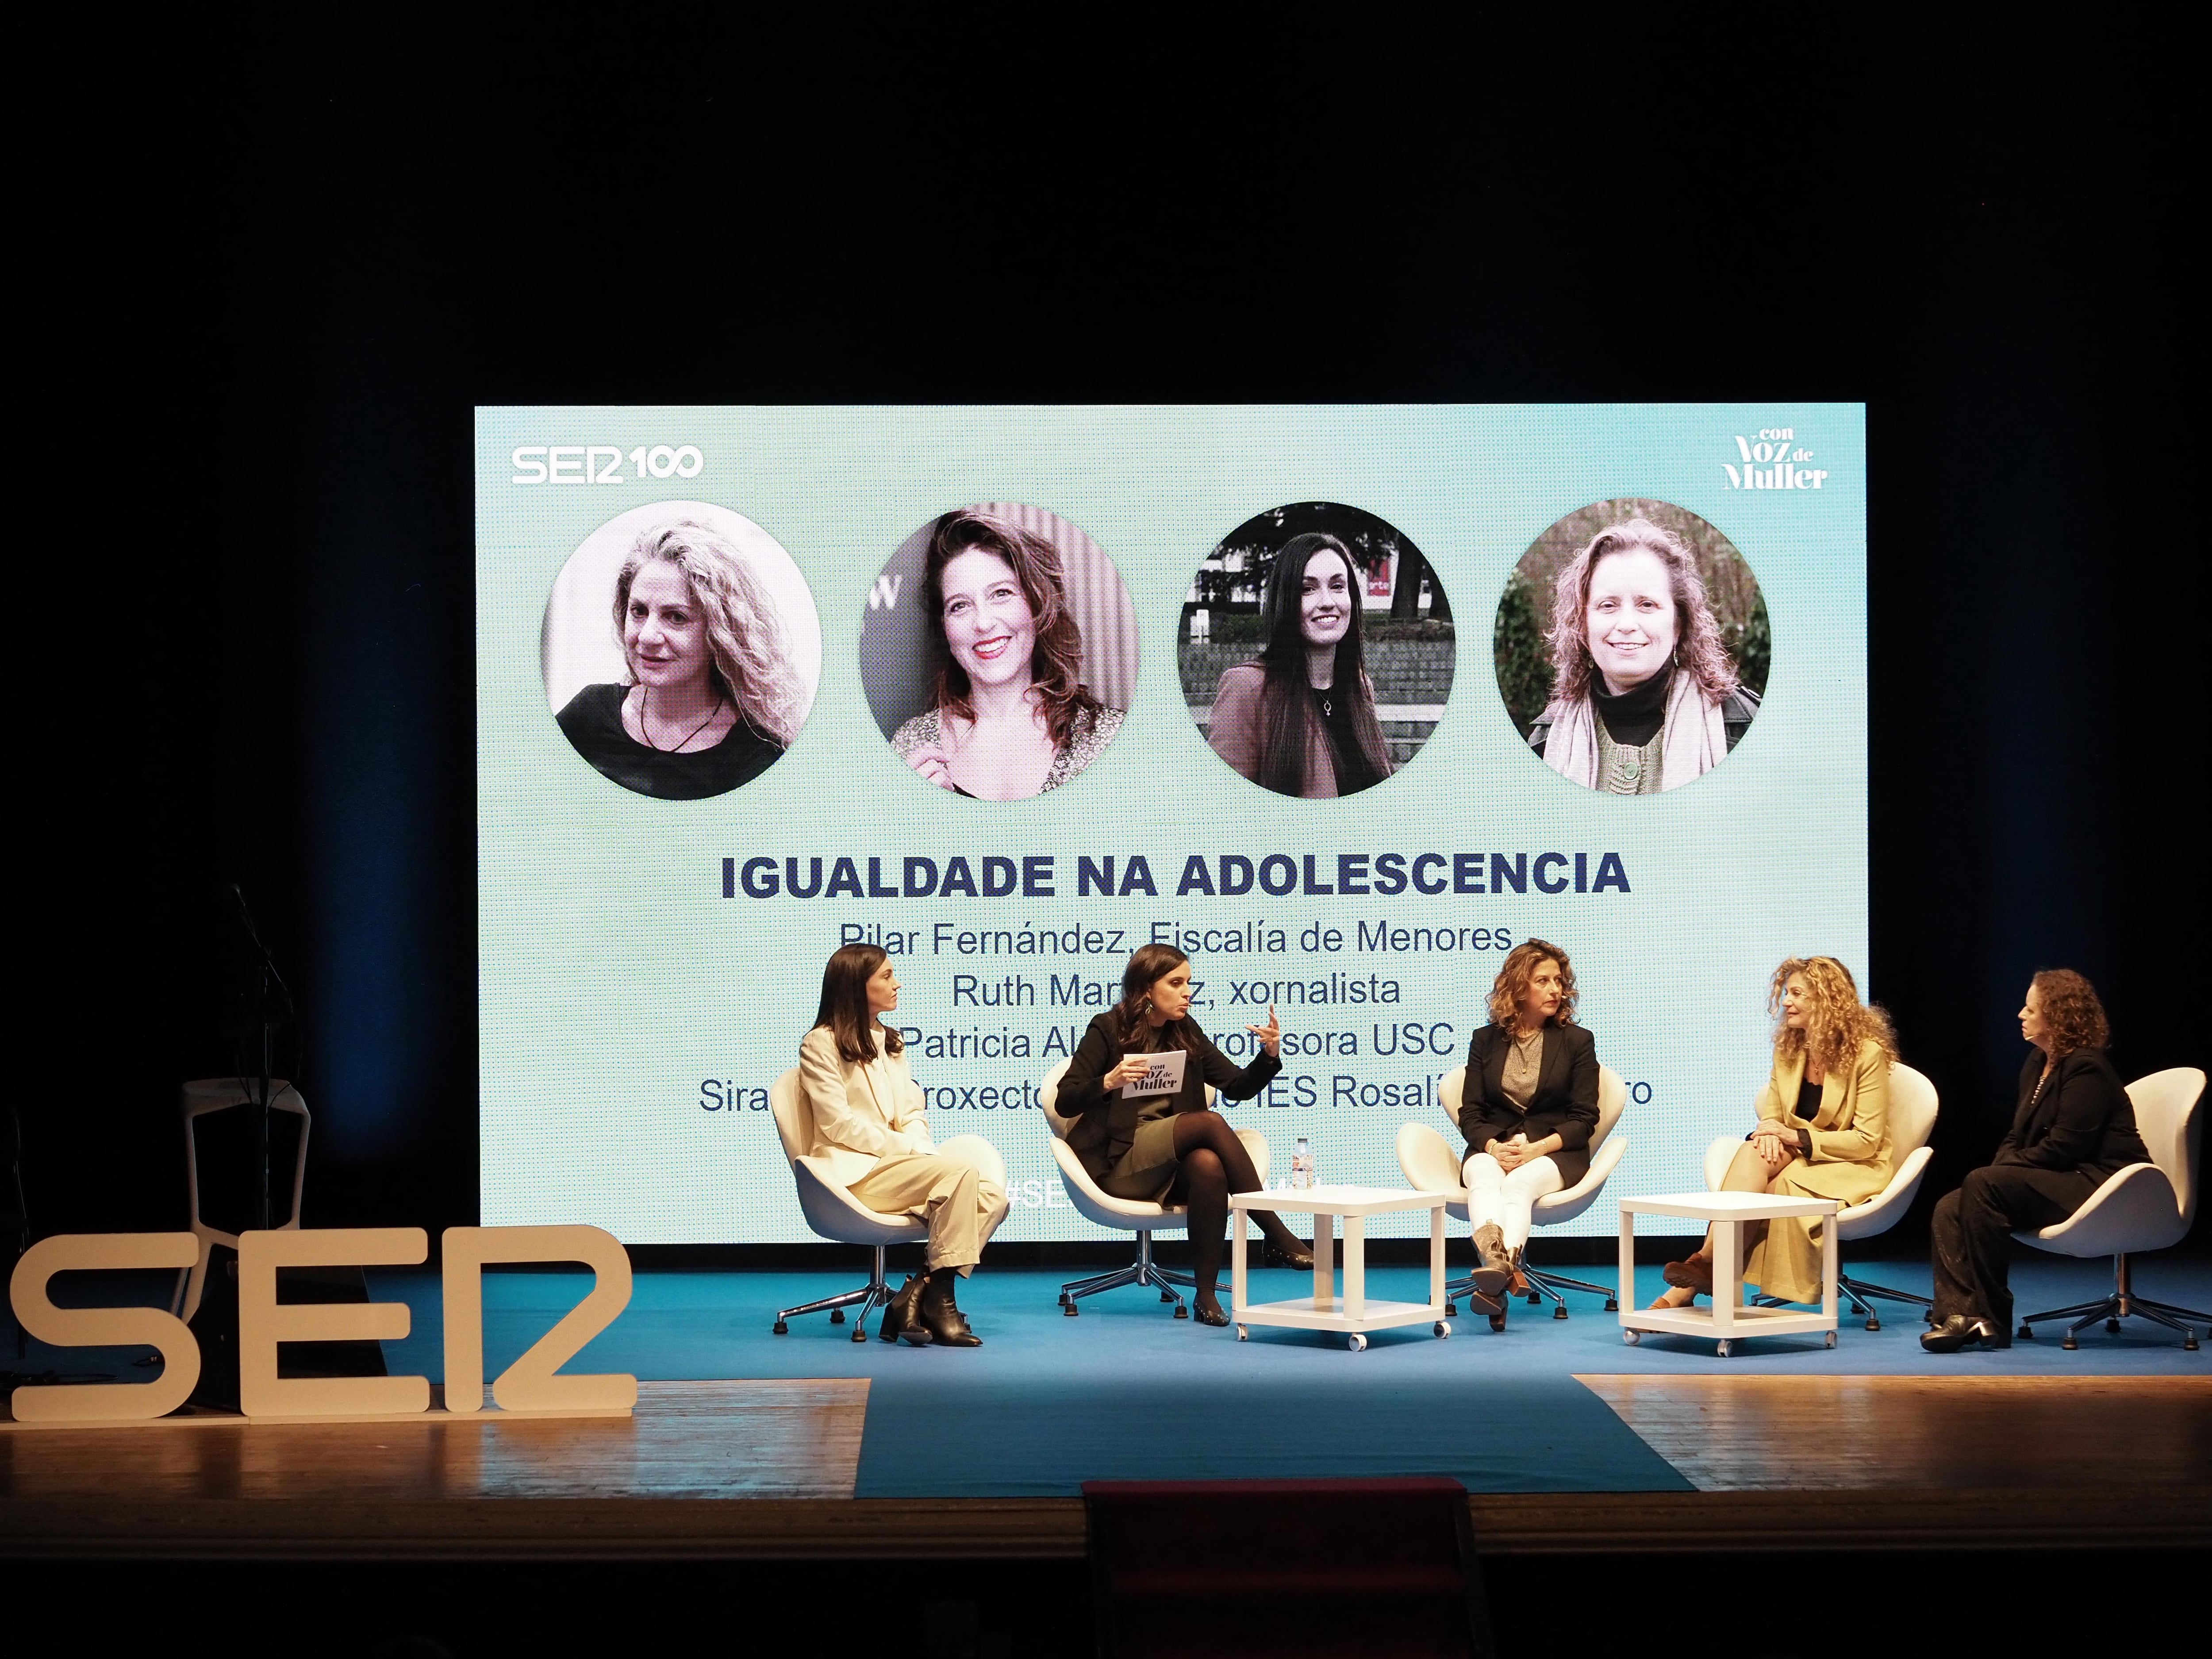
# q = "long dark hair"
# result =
<box><xmin>814</xmin><ymin>943</ymin><xmax>902</xmax><ymax>1064</ymax></box>
<box><xmin>922</xmin><ymin>508</ymin><xmax>1104</xmax><ymax>753</ymax></box>
<box><xmin>1110</xmin><ymin>943</ymin><xmax>1203</xmax><ymax>1054</ymax></box>
<box><xmin>1250</xmin><ymin>533</ymin><xmax>1393</xmax><ymax>794</ymax></box>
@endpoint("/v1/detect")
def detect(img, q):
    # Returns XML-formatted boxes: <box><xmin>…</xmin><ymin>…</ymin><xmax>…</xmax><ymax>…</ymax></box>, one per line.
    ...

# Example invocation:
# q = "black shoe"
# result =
<box><xmin>919</xmin><ymin>1269</ymin><xmax>981</xmax><ymax>1347</ymax></box>
<box><xmin>1920</xmin><ymin>1313</ymin><xmax>1997</xmax><ymax>1354</ymax></box>
<box><xmin>879</xmin><ymin>1274</ymin><xmax>926</xmax><ymax>1344</ymax></box>
<box><xmin>1263</xmin><ymin>1240</ymin><xmax>1314</xmax><ymax>1271</ymax></box>
<box><xmin>1192</xmin><ymin>1296</ymin><xmax>1230</xmax><ymax>1328</ymax></box>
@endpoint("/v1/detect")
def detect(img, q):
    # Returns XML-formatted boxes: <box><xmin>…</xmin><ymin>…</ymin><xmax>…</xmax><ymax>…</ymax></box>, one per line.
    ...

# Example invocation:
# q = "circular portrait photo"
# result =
<box><xmin>542</xmin><ymin>502</ymin><xmax>821</xmax><ymax>800</ymax></box>
<box><xmin>1495</xmin><ymin>499</ymin><xmax>1768</xmax><ymax>795</ymax></box>
<box><xmin>859</xmin><ymin>504</ymin><xmax>1136</xmax><ymax>801</ymax></box>
<box><xmin>1178</xmin><ymin>503</ymin><xmax>1454</xmax><ymax>799</ymax></box>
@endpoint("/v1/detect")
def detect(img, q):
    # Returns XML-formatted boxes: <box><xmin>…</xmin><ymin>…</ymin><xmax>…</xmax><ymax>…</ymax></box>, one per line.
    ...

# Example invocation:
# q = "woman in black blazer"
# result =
<box><xmin>1922</xmin><ymin>968</ymin><xmax>2150</xmax><ymax>1352</ymax></box>
<box><xmin>1056</xmin><ymin>944</ymin><xmax>1312</xmax><ymax>1326</ymax></box>
<box><xmin>1457</xmin><ymin>939</ymin><xmax>1601</xmax><ymax>1307</ymax></box>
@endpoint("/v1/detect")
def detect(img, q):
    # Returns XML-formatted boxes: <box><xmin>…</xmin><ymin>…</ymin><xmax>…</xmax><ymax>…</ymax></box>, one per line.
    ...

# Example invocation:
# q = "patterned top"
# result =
<box><xmin>891</xmin><ymin>703</ymin><xmax>1125</xmax><ymax>797</ymax></box>
<box><xmin>1593</xmin><ymin>718</ymin><xmax>1664</xmax><ymax>795</ymax></box>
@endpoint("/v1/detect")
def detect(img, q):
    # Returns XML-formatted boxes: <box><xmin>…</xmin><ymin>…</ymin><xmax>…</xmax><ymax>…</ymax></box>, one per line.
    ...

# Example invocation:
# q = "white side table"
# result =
<box><xmin>1230</xmin><ymin>1185</ymin><xmax>1452</xmax><ymax>1351</ymax></box>
<box><xmin>1617</xmin><ymin>1190</ymin><xmax>1839</xmax><ymax>1356</ymax></box>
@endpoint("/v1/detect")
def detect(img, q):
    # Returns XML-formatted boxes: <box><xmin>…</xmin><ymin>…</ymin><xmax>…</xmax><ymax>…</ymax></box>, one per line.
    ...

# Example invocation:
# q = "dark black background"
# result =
<box><xmin>17</xmin><ymin>17</ymin><xmax>2200</xmax><ymax>1256</ymax></box>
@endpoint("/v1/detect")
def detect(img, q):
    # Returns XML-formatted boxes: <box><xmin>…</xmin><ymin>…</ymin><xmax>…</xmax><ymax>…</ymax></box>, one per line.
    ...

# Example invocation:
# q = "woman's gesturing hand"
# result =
<box><xmin>1245</xmin><ymin>1003</ymin><xmax>1281</xmax><ymax>1057</ymax></box>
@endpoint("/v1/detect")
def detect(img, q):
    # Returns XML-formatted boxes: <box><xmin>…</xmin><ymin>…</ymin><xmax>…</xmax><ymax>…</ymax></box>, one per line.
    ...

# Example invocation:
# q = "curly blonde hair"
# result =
<box><xmin>1543</xmin><ymin>518</ymin><xmax>1738</xmax><ymax>707</ymax></box>
<box><xmin>1487</xmin><ymin>938</ymin><xmax>1578</xmax><ymax>1030</ymax></box>
<box><xmin>616</xmin><ymin>520</ymin><xmax>804</xmax><ymax>746</ymax></box>
<box><xmin>1769</xmin><ymin>956</ymin><xmax>1897</xmax><ymax>1075</ymax></box>
<box><xmin>2031</xmin><ymin>968</ymin><xmax>2110</xmax><ymax>1060</ymax></box>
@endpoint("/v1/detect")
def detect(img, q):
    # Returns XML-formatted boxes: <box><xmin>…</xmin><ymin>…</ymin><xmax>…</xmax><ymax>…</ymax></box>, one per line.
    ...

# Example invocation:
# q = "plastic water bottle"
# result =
<box><xmin>1291</xmin><ymin>1137</ymin><xmax>1314</xmax><ymax>1190</ymax></box>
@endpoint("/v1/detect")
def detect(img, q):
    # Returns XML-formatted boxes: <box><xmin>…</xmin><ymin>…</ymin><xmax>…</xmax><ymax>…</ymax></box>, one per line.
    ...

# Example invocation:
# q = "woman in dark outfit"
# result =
<box><xmin>1456</xmin><ymin>939</ymin><xmax>1600</xmax><ymax>1317</ymax></box>
<box><xmin>1923</xmin><ymin>969</ymin><xmax>2150</xmax><ymax>1352</ymax></box>
<box><xmin>556</xmin><ymin>519</ymin><xmax>799</xmax><ymax>799</ymax></box>
<box><xmin>1206</xmin><ymin>532</ymin><xmax>1395</xmax><ymax>799</ymax></box>
<box><xmin>1056</xmin><ymin>944</ymin><xmax>1312</xmax><ymax>1325</ymax></box>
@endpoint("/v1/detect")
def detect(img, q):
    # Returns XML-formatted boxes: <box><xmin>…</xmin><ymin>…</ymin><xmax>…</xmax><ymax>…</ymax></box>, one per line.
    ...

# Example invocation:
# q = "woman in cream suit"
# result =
<box><xmin>798</xmin><ymin>943</ymin><xmax>1007</xmax><ymax>1346</ymax></box>
<box><xmin>1653</xmin><ymin>956</ymin><xmax>1895</xmax><ymax>1309</ymax></box>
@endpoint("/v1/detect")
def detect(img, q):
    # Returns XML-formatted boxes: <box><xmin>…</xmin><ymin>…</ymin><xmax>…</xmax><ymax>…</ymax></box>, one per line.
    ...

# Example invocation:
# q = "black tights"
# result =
<box><xmin>1167</xmin><ymin>1111</ymin><xmax>1303</xmax><ymax>1308</ymax></box>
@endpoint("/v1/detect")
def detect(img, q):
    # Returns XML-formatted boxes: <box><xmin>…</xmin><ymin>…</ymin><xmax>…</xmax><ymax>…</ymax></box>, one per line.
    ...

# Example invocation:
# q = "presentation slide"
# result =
<box><xmin>476</xmin><ymin>406</ymin><xmax>1866</xmax><ymax>1241</ymax></box>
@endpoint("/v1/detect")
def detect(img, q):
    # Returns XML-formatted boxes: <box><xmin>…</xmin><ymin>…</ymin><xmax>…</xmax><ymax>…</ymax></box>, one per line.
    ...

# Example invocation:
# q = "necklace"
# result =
<box><xmin>1313</xmin><ymin>685</ymin><xmax>1334</xmax><ymax>719</ymax></box>
<box><xmin>634</xmin><ymin>689</ymin><xmax>723</xmax><ymax>753</ymax></box>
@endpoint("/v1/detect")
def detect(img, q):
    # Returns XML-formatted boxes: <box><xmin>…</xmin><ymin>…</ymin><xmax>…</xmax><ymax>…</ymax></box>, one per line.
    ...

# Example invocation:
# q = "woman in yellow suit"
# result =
<box><xmin>1653</xmin><ymin>956</ymin><xmax>1895</xmax><ymax>1308</ymax></box>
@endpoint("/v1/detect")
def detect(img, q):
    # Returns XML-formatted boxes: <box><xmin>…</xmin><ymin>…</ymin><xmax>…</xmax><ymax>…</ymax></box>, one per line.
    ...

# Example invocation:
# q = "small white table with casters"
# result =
<box><xmin>1617</xmin><ymin>1190</ymin><xmax>1839</xmax><ymax>1357</ymax></box>
<box><xmin>1230</xmin><ymin>1185</ymin><xmax>1452</xmax><ymax>1351</ymax></box>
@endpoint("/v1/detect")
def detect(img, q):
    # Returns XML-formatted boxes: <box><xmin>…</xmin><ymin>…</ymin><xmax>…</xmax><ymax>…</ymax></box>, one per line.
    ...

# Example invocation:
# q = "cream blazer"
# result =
<box><xmin>1752</xmin><ymin>1035</ymin><xmax>1894</xmax><ymax>1207</ymax></box>
<box><xmin>796</xmin><ymin>1025</ymin><xmax>933</xmax><ymax>1189</ymax></box>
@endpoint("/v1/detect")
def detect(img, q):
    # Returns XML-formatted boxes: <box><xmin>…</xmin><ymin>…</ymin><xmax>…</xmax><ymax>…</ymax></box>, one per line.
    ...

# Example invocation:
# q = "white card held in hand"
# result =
<box><xmin>1120</xmin><ymin>1049</ymin><xmax>1187</xmax><ymax>1098</ymax></box>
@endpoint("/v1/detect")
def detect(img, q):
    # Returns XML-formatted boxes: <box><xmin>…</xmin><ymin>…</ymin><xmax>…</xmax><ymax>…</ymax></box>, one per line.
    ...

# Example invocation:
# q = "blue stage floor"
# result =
<box><xmin>363</xmin><ymin>1253</ymin><xmax>2206</xmax><ymax>1497</ymax></box>
<box><xmin>14</xmin><ymin>1256</ymin><xmax>2204</xmax><ymax>1498</ymax></box>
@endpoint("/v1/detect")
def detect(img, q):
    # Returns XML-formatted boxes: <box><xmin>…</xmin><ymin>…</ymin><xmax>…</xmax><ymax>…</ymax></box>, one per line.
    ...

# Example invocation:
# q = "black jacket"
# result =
<box><xmin>1457</xmin><ymin>1022</ymin><xmax>1601</xmax><ymax>1187</ymax></box>
<box><xmin>1056</xmin><ymin>1010</ymin><xmax>1282</xmax><ymax>1181</ymax></box>
<box><xmin>1993</xmin><ymin>1048</ymin><xmax>2148</xmax><ymax>1179</ymax></box>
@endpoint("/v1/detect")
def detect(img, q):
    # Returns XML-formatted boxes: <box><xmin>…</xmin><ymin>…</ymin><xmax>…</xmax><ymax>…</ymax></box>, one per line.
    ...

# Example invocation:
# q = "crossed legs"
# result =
<box><xmin>1168</xmin><ymin>1110</ymin><xmax>1303</xmax><ymax>1318</ymax></box>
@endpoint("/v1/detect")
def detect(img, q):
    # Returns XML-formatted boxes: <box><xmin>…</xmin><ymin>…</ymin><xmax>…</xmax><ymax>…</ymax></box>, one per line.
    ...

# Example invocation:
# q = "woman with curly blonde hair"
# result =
<box><xmin>1454</xmin><ymin>939</ymin><xmax>1601</xmax><ymax>1313</ymax></box>
<box><xmin>556</xmin><ymin>520</ymin><xmax>804</xmax><ymax>799</ymax></box>
<box><xmin>1653</xmin><ymin>956</ymin><xmax>1896</xmax><ymax>1309</ymax></box>
<box><xmin>1527</xmin><ymin>518</ymin><xmax>1759</xmax><ymax>794</ymax></box>
<box><xmin>1921</xmin><ymin>969</ymin><xmax>2150</xmax><ymax>1353</ymax></box>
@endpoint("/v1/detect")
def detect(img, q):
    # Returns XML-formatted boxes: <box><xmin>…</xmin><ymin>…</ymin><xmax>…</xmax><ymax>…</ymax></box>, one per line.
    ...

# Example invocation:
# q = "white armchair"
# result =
<box><xmin>1395</xmin><ymin>1064</ymin><xmax>1628</xmax><ymax>1327</ymax></box>
<box><xmin>2015</xmin><ymin>1066</ymin><xmax>2206</xmax><ymax>1351</ymax></box>
<box><xmin>1038</xmin><ymin>1059</ymin><xmax>1268</xmax><ymax>1319</ymax></box>
<box><xmin>765</xmin><ymin>1067</ymin><xmax>1009</xmax><ymax>1341</ymax></box>
<box><xmin>1699</xmin><ymin>1061</ymin><xmax>1941</xmax><ymax>1330</ymax></box>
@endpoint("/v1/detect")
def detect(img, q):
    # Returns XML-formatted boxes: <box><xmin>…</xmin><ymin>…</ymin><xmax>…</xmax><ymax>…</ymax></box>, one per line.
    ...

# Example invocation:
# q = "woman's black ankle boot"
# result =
<box><xmin>919</xmin><ymin>1268</ymin><xmax>981</xmax><ymax>1347</ymax></box>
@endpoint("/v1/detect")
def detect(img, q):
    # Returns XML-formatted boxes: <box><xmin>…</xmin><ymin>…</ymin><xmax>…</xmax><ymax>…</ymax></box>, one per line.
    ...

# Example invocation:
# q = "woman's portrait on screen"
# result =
<box><xmin>1495</xmin><ymin>499</ymin><xmax>1768</xmax><ymax>795</ymax></box>
<box><xmin>859</xmin><ymin>505</ymin><xmax>1135</xmax><ymax>802</ymax></box>
<box><xmin>543</xmin><ymin>503</ymin><xmax>822</xmax><ymax>800</ymax></box>
<box><xmin>1179</xmin><ymin>501</ymin><xmax>1455</xmax><ymax>799</ymax></box>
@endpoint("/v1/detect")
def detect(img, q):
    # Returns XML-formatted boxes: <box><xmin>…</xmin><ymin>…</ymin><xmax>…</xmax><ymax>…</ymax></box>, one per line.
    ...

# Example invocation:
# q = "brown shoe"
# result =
<box><xmin>1506</xmin><ymin>1248</ymin><xmax>1530</xmax><ymax>1299</ymax></box>
<box><xmin>1648</xmin><ymin>1285</ymin><xmax>1699</xmax><ymax>1310</ymax></box>
<box><xmin>1469</xmin><ymin>1224</ymin><xmax>1512</xmax><ymax>1297</ymax></box>
<box><xmin>1661</xmin><ymin>1254</ymin><xmax>1713</xmax><ymax>1294</ymax></box>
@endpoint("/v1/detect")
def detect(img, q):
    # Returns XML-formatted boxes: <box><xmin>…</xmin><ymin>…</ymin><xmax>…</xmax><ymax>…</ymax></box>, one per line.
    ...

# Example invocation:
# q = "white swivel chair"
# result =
<box><xmin>766</xmin><ymin>1067</ymin><xmax>1010</xmax><ymax>1341</ymax></box>
<box><xmin>1038</xmin><ymin>1058</ymin><xmax>1268</xmax><ymax>1320</ymax></box>
<box><xmin>2015</xmin><ymin>1066</ymin><xmax>2207</xmax><ymax>1351</ymax></box>
<box><xmin>172</xmin><ymin>1078</ymin><xmax>311</xmax><ymax>1323</ymax></box>
<box><xmin>1699</xmin><ymin>1061</ymin><xmax>1942</xmax><ymax>1330</ymax></box>
<box><xmin>1395</xmin><ymin>1064</ymin><xmax>1628</xmax><ymax>1327</ymax></box>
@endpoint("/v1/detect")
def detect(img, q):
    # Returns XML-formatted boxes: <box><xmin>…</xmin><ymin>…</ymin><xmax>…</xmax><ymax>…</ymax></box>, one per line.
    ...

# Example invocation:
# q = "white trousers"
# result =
<box><xmin>1461</xmin><ymin>1152</ymin><xmax>1565</xmax><ymax>1250</ymax></box>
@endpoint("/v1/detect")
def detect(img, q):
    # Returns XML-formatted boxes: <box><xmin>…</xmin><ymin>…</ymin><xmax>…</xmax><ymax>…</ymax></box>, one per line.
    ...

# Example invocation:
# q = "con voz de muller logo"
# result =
<box><xmin>1723</xmin><ymin>426</ymin><xmax>1829</xmax><ymax>491</ymax></box>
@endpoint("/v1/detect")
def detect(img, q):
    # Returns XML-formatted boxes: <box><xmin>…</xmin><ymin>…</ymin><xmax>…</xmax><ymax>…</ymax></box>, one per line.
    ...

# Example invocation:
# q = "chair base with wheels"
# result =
<box><xmin>2017</xmin><ymin>1252</ymin><xmax>2206</xmax><ymax>1351</ymax></box>
<box><xmin>1058</xmin><ymin>1230</ymin><xmax>1194</xmax><ymax>1320</ymax></box>
<box><xmin>774</xmin><ymin>1245</ymin><xmax>903</xmax><ymax>1343</ymax></box>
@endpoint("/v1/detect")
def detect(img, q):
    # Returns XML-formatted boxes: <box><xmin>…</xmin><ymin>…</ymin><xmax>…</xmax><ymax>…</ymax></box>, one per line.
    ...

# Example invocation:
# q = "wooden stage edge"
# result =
<box><xmin>6</xmin><ymin>1489</ymin><xmax>2207</xmax><ymax>1560</ymax></box>
<box><xmin>6</xmin><ymin>1377</ymin><xmax>2207</xmax><ymax>1559</ymax></box>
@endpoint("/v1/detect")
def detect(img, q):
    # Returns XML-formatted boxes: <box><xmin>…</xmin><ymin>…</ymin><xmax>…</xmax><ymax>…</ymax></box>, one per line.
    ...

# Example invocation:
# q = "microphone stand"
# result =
<box><xmin>230</xmin><ymin>884</ymin><xmax>290</xmax><ymax>1232</ymax></box>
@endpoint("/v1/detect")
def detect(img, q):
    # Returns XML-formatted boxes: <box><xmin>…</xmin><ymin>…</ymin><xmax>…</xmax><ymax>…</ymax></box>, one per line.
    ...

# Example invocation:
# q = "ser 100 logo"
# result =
<box><xmin>511</xmin><ymin>444</ymin><xmax>703</xmax><ymax>484</ymax></box>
